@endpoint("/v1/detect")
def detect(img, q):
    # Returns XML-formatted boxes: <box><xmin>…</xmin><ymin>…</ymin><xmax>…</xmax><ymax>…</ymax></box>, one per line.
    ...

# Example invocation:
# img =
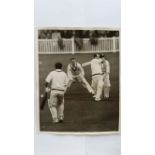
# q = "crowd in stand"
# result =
<box><xmin>38</xmin><ymin>30</ymin><xmax>119</xmax><ymax>50</ymax></box>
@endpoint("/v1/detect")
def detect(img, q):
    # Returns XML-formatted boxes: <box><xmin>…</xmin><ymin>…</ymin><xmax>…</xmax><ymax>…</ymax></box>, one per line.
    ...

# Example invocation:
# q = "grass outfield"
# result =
<box><xmin>38</xmin><ymin>52</ymin><xmax>119</xmax><ymax>132</ymax></box>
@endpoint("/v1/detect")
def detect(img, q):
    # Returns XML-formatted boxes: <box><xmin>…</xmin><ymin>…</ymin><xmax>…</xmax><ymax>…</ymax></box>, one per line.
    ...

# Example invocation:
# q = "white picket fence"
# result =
<box><xmin>38</xmin><ymin>37</ymin><xmax>119</xmax><ymax>54</ymax></box>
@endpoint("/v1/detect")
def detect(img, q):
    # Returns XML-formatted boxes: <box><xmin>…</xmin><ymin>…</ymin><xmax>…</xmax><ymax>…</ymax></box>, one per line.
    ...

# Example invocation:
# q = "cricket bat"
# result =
<box><xmin>40</xmin><ymin>92</ymin><xmax>48</xmax><ymax>110</ymax></box>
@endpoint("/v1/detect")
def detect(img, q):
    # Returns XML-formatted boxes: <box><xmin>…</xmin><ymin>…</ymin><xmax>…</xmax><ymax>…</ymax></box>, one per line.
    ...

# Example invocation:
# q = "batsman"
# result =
<box><xmin>43</xmin><ymin>62</ymin><xmax>68</xmax><ymax>123</ymax></box>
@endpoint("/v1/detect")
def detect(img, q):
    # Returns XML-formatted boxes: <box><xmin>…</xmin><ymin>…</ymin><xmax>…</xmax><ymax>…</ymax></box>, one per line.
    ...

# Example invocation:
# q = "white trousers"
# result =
<box><xmin>91</xmin><ymin>75</ymin><xmax>104</xmax><ymax>99</ymax></box>
<box><xmin>48</xmin><ymin>90</ymin><xmax>64</xmax><ymax>122</ymax></box>
<box><xmin>68</xmin><ymin>74</ymin><xmax>94</xmax><ymax>94</ymax></box>
<box><xmin>103</xmin><ymin>74</ymin><xmax>111</xmax><ymax>98</ymax></box>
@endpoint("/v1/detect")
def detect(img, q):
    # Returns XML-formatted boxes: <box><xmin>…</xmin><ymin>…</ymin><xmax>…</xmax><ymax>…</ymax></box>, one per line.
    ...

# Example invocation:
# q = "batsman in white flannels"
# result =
<box><xmin>45</xmin><ymin>62</ymin><xmax>68</xmax><ymax>123</ymax></box>
<box><xmin>82</xmin><ymin>54</ymin><xmax>104</xmax><ymax>101</ymax></box>
<box><xmin>67</xmin><ymin>58</ymin><xmax>94</xmax><ymax>94</ymax></box>
<box><xmin>100</xmin><ymin>54</ymin><xmax>111</xmax><ymax>99</ymax></box>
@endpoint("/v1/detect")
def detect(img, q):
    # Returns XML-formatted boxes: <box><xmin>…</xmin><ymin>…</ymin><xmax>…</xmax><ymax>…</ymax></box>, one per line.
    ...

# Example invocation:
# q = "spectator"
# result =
<box><xmin>38</xmin><ymin>30</ymin><xmax>46</xmax><ymax>39</ymax></box>
<box><xmin>62</xmin><ymin>30</ymin><xmax>73</xmax><ymax>39</ymax></box>
<box><xmin>46</xmin><ymin>30</ymin><xmax>52</xmax><ymax>39</ymax></box>
<box><xmin>115</xmin><ymin>31</ymin><xmax>119</xmax><ymax>37</ymax></box>
<box><xmin>99</xmin><ymin>30</ymin><xmax>107</xmax><ymax>38</ymax></box>
<box><xmin>52</xmin><ymin>30</ymin><xmax>64</xmax><ymax>50</ymax></box>
<box><xmin>89</xmin><ymin>30</ymin><xmax>98</xmax><ymax>46</ymax></box>
<box><xmin>78</xmin><ymin>30</ymin><xmax>83</xmax><ymax>38</ymax></box>
<box><xmin>83</xmin><ymin>30</ymin><xmax>90</xmax><ymax>38</ymax></box>
<box><xmin>106</xmin><ymin>31</ymin><xmax>117</xmax><ymax>37</ymax></box>
<box><xmin>52</xmin><ymin>30</ymin><xmax>61</xmax><ymax>39</ymax></box>
<box><xmin>73</xmin><ymin>30</ymin><xmax>83</xmax><ymax>51</ymax></box>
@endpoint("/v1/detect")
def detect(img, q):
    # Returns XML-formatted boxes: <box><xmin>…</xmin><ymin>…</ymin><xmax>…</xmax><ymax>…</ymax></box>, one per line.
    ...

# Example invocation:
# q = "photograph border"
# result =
<box><xmin>35</xmin><ymin>27</ymin><xmax>121</xmax><ymax>135</ymax></box>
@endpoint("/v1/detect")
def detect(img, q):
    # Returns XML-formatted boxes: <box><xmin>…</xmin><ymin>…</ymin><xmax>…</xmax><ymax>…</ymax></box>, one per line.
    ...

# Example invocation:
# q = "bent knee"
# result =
<box><xmin>48</xmin><ymin>101</ymin><xmax>57</xmax><ymax>108</ymax></box>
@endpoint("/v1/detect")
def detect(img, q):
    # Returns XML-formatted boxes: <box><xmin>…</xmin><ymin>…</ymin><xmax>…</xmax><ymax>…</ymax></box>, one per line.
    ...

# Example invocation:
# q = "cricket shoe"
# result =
<box><xmin>95</xmin><ymin>98</ymin><xmax>101</xmax><ymax>101</ymax></box>
<box><xmin>59</xmin><ymin>119</ymin><xmax>63</xmax><ymax>123</ymax></box>
<box><xmin>53</xmin><ymin>118</ymin><xmax>59</xmax><ymax>123</ymax></box>
<box><xmin>89</xmin><ymin>90</ymin><xmax>95</xmax><ymax>95</ymax></box>
<box><xmin>59</xmin><ymin>116</ymin><xmax>64</xmax><ymax>123</ymax></box>
<box><xmin>93</xmin><ymin>95</ymin><xmax>97</xmax><ymax>98</ymax></box>
<box><xmin>104</xmin><ymin>97</ymin><xmax>110</xmax><ymax>101</ymax></box>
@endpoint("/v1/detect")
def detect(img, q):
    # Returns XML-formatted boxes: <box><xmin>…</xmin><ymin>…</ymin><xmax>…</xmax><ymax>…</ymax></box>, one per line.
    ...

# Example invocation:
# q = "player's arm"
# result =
<box><xmin>67</xmin><ymin>65</ymin><xmax>73</xmax><ymax>80</ymax></box>
<box><xmin>104</xmin><ymin>61</ymin><xmax>110</xmax><ymax>81</ymax></box>
<box><xmin>105</xmin><ymin>61</ymin><xmax>110</xmax><ymax>74</ymax></box>
<box><xmin>98</xmin><ymin>58</ymin><xmax>103</xmax><ymax>63</ymax></box>
<box><xmin>78</xmin><ymin>63</ymin><xmax>85</xmax><ymax>77</ymax></box>
<box><xmin>82</xmin><ymin>61</ymin><xmax>91</xmax><ymax>67</ymax></box>
<box><xmin>45</xmin><ymin>72</ymin><xmax>52</xmax><ymax>92</ymax></box>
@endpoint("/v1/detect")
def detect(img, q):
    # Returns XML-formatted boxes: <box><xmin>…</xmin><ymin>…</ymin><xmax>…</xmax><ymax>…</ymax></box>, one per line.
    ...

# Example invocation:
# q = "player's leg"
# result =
<box><xmin>95</xmin><ymin>76</ymin><xmax>104</xmax><ymax>101</ymax></box>
<box><xmin>67</xmin><ymin>77</ymin><xmax>76</xmax><ymax>88</ymax></box>
<box><xmin>67</xmin><ymin>79</ymin><xmax>73</xmax><ymax>88</ymax></box>
<box><xmin>57</xmin><ymin>94</ymin><xmax>64</xmax><ymax>122</ymax></box>
<box><xmin>104</xmin><ymin>87</ymin><xmax>110</xmax><ymax>98</ymax></box>
<box><xmin>91</xmin><ymin>76</ymin><xmax>97</xmax><ymax>97</ymax></box>
<box><xmin>103</xmin><ymin>74</ymin><xmax>111</xmax><ymax>98</ymax></box>
<box><xmin>78</xmin><ymin>76</ymin><xmax>94</xmax><ymax>94</ymax></box>
<box><xmin>48</xmin><ymin>91</ymin><xmax>59</xmax><ymax>123</ymax></box>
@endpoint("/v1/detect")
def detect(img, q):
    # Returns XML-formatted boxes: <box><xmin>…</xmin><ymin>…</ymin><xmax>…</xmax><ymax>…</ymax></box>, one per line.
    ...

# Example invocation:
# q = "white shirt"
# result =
<box><xmin>82</xmin><ymin>58</ymin><xmax>103</xmax><ymax>76</ymax></box>
<box><xmin>90</xmin><ymin>58</ymin><xmax>103</xmax><ymax>76</ymax></box>
<box><xmin>46</xmin><ymin>69</ymin><xmax>68</xmax><ymax>91</ymax></box>
<box><xmin>52</xmin><ymin>32</ymin><xmax>61</xmax><ymax>40</ymax></box>
<box><xmin>67</xmin><ymin>62</ymin><xmax>84</xmax><ymax>79</ymax></box>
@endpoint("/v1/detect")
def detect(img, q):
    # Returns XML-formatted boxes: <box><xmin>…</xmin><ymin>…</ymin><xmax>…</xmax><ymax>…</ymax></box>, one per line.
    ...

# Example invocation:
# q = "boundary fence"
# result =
<box><xmin>38</xmin><ymin>37</ymin><xmax>119</xmax><ymax>54</ymax></box>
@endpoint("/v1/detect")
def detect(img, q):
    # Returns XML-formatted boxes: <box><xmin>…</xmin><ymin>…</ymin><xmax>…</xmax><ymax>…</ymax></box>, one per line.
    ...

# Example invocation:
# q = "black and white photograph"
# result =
<box><xmin>36</xmin><ymin>28</ymin><xmax>120</xmax><ymax>133</ymax></box>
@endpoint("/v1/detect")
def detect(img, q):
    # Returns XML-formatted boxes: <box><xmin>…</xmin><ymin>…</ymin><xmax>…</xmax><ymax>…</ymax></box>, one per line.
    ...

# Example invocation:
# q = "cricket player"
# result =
<box><xmin>100</xmin><ymin>54</ymin><xmax>111</xmax><ymax>99</ymax></box>
<box><xmin>67</xmin><ymin>58</ymin><xmax>94</xmax><ymax>94</ymax></box>
<box><xmin>45</xmin><ymin>62</ymin><xmax>68</xmax><ymax>123</ymax></box>
<box><xmin>82</xmin><ymin>54</ymin><xmax>104</xmax><ymax>101</ymax></box>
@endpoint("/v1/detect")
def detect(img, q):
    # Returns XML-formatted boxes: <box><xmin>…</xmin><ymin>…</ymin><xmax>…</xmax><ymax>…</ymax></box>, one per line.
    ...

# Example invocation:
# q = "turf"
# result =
<box><xmin>38</xmin><ymin>52</ymin><xmax>119</xmax><ymax>132</ymax></box>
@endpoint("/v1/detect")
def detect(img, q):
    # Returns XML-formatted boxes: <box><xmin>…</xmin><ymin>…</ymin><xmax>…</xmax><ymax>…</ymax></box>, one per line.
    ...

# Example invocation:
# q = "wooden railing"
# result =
<box><xmin>38</xmin><ymin>37</ymin><xmax>119</xmax><ymax>54</ymax></box>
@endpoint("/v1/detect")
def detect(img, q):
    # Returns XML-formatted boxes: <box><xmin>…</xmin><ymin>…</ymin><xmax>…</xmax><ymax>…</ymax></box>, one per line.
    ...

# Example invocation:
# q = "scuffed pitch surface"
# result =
<box><xmin>38</xmin><ymin>52</ymin><xmax>119</xmax><ymax>132</ymax></box>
